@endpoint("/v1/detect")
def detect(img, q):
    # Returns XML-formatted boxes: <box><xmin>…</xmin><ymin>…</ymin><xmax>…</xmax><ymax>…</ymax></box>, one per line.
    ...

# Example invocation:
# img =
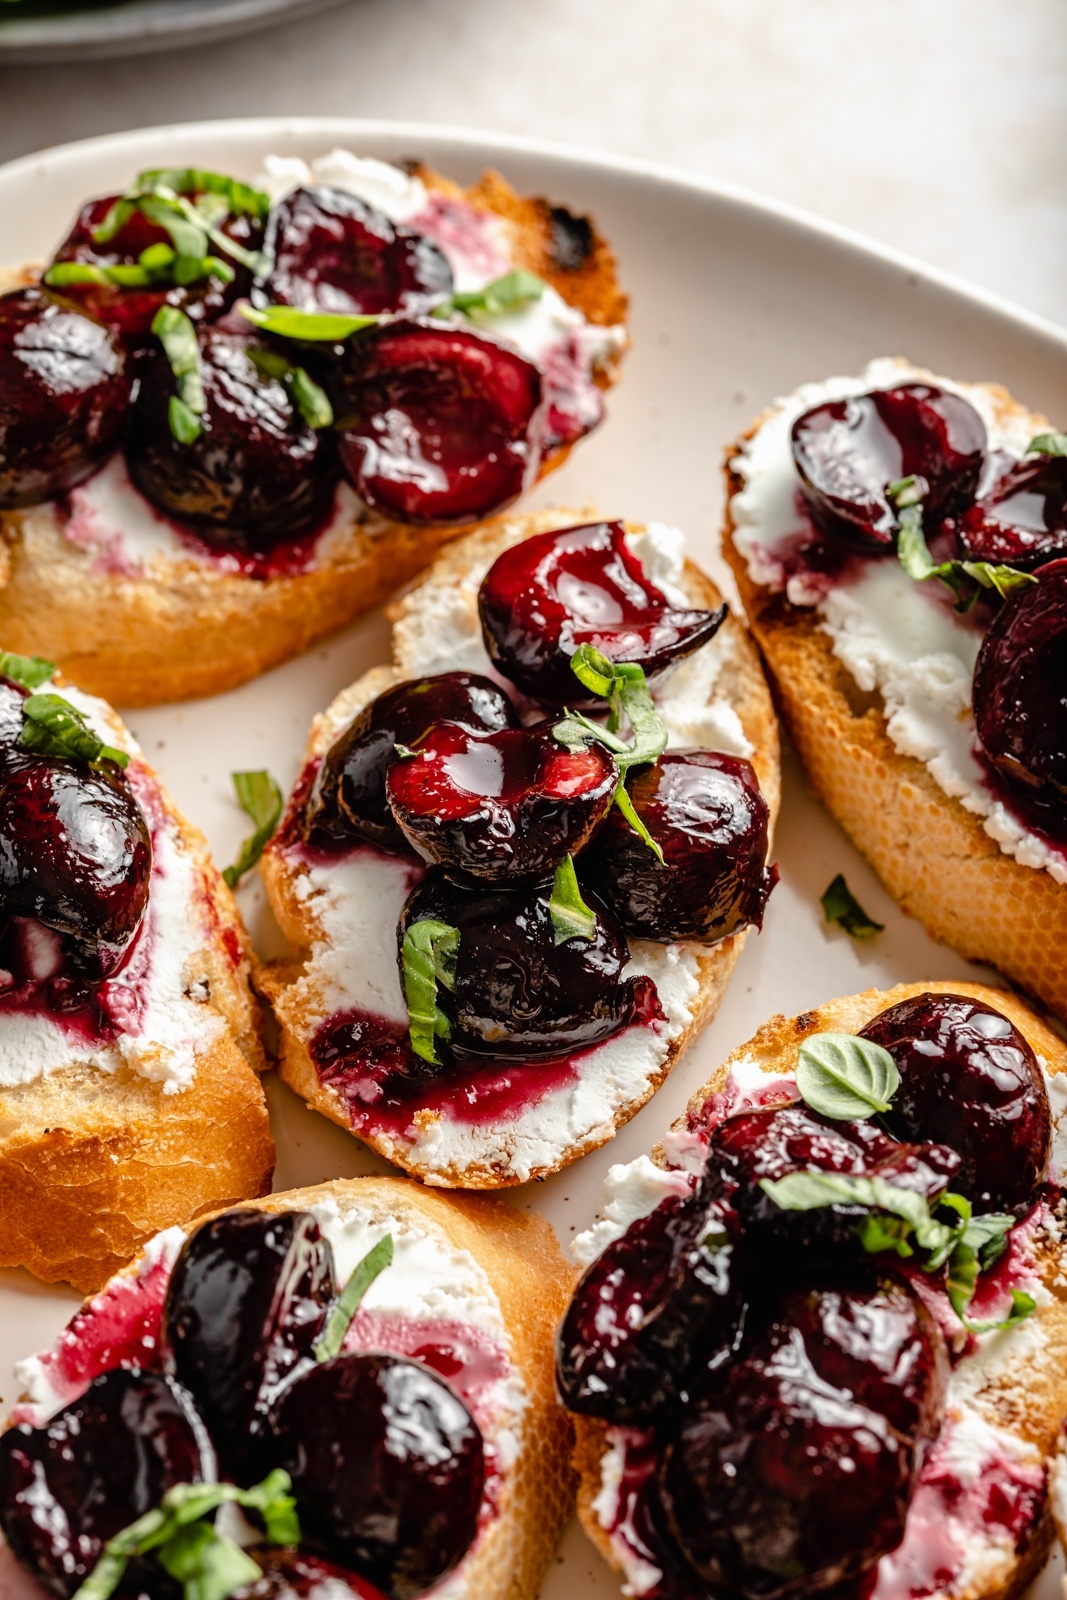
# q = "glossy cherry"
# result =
<box><xmin>335</xmin><ymin>320</ymin><xmax>544</xmax><ymax>525</ymax></box>
<box><xmin>398</xmin><ymin>868</ymin><xmax>645</xmax><ymax>1061</ymax></box>
<box><xmin>126</xmin><ymin>324</ymin><xmax>339</xmax><ymax>549</ymax></box>
<box><xmin>860</xmin><ymin>992</ymin><xmax>1051</xmax><ymax>1211</ymax></box>
<box><xmin>556</xmin><ymin>1185</ymin><xmax>746</xmax><ymax>1425</ymax></box>
<box><xmin>958</xmin><ymin>452</ymin><xmax>1067</xmax><ymax>569</ymax></box>
<box><xmin>162</xmin><ymin>1209</ymin><xmax>335</xmax><ymax>1481</ymax></box>
<box><xmin>0</xmin><ymin>1368</ymin><xmax>213</xmax><ymax>1600</ymax></box>
<box><xmin>268</xmin><ymin>1351</ymin><xmax>484</xmax><ymax>1600</ymax></box>
<box><xmin>260</xmin><ymin>186</ymin><xmax>452</xmax><ymax>317</ymax></box>
<box><xmin>0</xmin><ymin>756</ymin><xmax>152</xmax><ymax>976</ymax></box>
<box><xmin>656</xmin><ymin>1277</ymin><xmax>944</xmax><ymax>1600</ymax></box>
<box><xmin>0</xmin><ymin>288</ymin><xmax>131</xmax><ymax>509</ymax></box>
<box><xmin>387</xmin><ymin>722</ymin><xmax>617</xmax><ymax>884</ymax></box>
<box><xmin>973</xmin><ymin>557</ymin><xmax>1067</xmax><ymax>806</ymax></box>
<box><xmin>477</xmin><ymin>521</ymin><xmax>726</xmax><ymax>705</ymax></box>
<box><xmin>583</xmin><ymin>750</ymin><xmax>777</xmax><ymax>943</ymax></box>
<box><xmin>791</xmin><ymin>383</ymin><xmax>986</xmax><ymax>551</ymax></box>
<box><xmin>0</xmin><ymin>674</ymin><xmax>29</xmax><ymax>757</ymax></box>
<box><xmin>237</xmin><ymin>1551</ymin><xmax>387</xmax><ymax>1600</ymax></box>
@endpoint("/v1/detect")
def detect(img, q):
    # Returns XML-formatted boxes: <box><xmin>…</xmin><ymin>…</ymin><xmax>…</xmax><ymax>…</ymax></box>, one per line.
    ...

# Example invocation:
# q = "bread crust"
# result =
<box><xmin>721</xmin><ymin>378</ymin><xmax>1067</xmax><ymax>1022</ymax></box>
<box><xmin>258</xmin><ymin>507</ymin><xmax>780</xmax><ymax>1187</ymax></box>
<box><xmin>0</xmin><ymin>168</ymin><xmax>627</xmax><ymax>708</ymax></box>
<box><xmin>575</xmin><ymin>979</ymin><xmax>1067</xmax><ymax>1600</ymax></box>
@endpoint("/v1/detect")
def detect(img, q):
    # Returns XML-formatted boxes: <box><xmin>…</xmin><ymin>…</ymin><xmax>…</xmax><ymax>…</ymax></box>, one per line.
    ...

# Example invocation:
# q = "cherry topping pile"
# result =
<box><xmin>556</xmin><ymin>989</ymin><xmax>1052</xmax><ymax>1600</ymax></box>
<box><xmin>0</xmin><ymin>1207</ymin><xmax>487</xmax><ymax>1600</ymax></box>
<box><xmin>959</xmin><ymin>452</ymin><xmax>1067</xmax><ymax>569</ymax></box>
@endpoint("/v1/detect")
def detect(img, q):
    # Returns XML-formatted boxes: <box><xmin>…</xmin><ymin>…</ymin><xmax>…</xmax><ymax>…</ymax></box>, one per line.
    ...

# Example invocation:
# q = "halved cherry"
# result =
<box><xmin>477</xmin><ymin>521</ymin><xmax>726</xmax><ymax>705</ymax></box>
<box><xmin>305</xmin><ymin>672</ymin><xmax>519</xmax><ymax>850</ymax></box>
<box><xmin>958</xmin><ymin>453</ymin><xmax>1067</xmax><ymax>569</ymax></box>
<box><xmin>0</xmin><ymin>288</ymin><xmax>131</xmax><ymax>509</ymax></box>
<box><xmin>335</xmin><ymin>320</ymin><xmax>544</xmax><ymax>525</ymax></box>
<box><xmin>259</xmin><ymin>186</ymin><xmax>452</xmax><ymax>317</ymax></box>
<box><xmin>126</xmin><ymin>324</ymin><xmax>339</xmax><ymax>549</ymax></box>
<box><xmin>237</xmin><ymin>1550</ymin><xmax>387</xmax><ymax>1600</ymax></box>
<box><xmin>386</xmin><ymin>722</ymin><xmax>617</xmax><ymax>884</ymax></box>
<box><xmin>583</xmin><ymin>750</ymin><xmax>777</xmax><ymax>943</ymax></box>
<box><xmin>973</xmin><ymin>557</ymin><xmax>1067</xmax><ymax>806</ymax></box>
<box><xmin>791</xmin><ymin>383</ymin><xmax>986</xmax><ymax>550</ymax></box>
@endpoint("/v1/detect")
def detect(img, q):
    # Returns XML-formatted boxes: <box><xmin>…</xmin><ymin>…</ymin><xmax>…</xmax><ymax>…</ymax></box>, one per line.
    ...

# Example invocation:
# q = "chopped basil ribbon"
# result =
<box><xmin>71</xmin><ymin>1470</ymin><xmax>300</xmax><ymax>1600</ymax></box>
<box><xmin>152</xmin><ymin>305</ymin><xmax>206</xmax><ymax>444</ymax></box>
<box><xmin>18</xmin><ymin>692</ymin><xmax>128</xmax><ymax>769</ymax></box>
<box><xmin>0</xmin><ymin>650</ymin><xmax>54</xmax><ymax>691</ymax></box>
<box><xmin>1028</xmin><ymin>432</ymin><xmax>1067</xmax><ymax>456</ymax></box>
<box><xmin>314</xmin><ymin>1234</ymin><xmax>394</xmax><ymax>1362</ymax></box>
<box><xmin>889</xmin><ymin>475</ymin><xmax>1037</xmax><ymax>610</ymax></box>
<box><xmin>136</xmin><ymin>168</ymin><xmax>272</xmax><ymax>220</ymax></box>
<box><xmin>552</xmin><ymin>645</ymin><xmax>667</xmax><ymax>862</ymax></box>
<box><xmin>402</xmin><ymin>917</ymin><xmax>460</xmax><ymax>1065</ymax></box>
<box><xmin>45</xmin><ymin>243</ymin><xmax>234</xmax><ymax>293</ymax></box>
<box><xmin>92</xmin><ymin>170</ymin><xmax>270</xmax><ymax>279</ymax></box>
<box><xmin>222</xmin><ymin>770</ymin><xmax>283</xmax><ymax>889</ymax></box>
<box><xmin>240</xmin><ymin>302</ymin><xmax>382</xmax><ymax>342</ymax></box>
<box><xmin>794</xmin><ymin>1031</ymin><xmax>899</xmax><ymax>1120</ymax></box>
<box><xmin>248</xmin><ymin>346</ymin><xmax>333</xmax><ymax>429</ymax></box>
<box><xmin>433</xmin><ymin>268</ymin><xmax>546</xmax><ymax>320</ymax></box>
<box><xmin>549</xmin><ymin>854</ymin><xmax>597</xmax><ymax>945</ymax></box>
<box><xmin>821</xmin><ymin>873</ymin><xmax>884</xmax><ymax>939</ymax></box>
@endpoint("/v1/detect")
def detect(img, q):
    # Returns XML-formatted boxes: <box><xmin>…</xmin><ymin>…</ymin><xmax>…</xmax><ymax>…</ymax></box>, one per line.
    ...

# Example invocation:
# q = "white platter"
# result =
<box><xmin>0</xmin><ymin>118</ymin><xmax>1065</xmax><ymax>1600</ymax></box>
<box><xmin>0</xmin><ymin>0</ymin><xmax>351</xmax><ymax>64</ymax></box>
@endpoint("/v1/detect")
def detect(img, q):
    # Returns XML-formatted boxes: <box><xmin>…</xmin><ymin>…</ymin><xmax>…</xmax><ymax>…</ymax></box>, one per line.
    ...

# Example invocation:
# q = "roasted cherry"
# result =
<box><xmin>791</xmin><ymin>383</ymin><xmax>986</xmax><ymax>551</ymax></box>
<box><xmin>0</xmin><ymin>757</ymin><xmax>152</xmax><ymax>976</ymax></box>
<box><xmin>334</xmin><ymin>320</ymin><xmax>544</xmax><ymax>525</ymax></box>
<box><xmin>386</xmin><ymin>722</ymin><xmax>617</xmax><ymax>884</ymax></box>
<box><xmin>398</xmin><ymin>868</ymin><xmax>644</xmax><ymax>1061</ymax></box>
<box><xmin>162</xmin><ymin>1209</ymin><xmax>334</xmax><ymax>1481</ymax></box>
<box><xmin>0</xmin><ymin>288</ymin><xmax>130</xmax><ymax>509</ymax></box>
<box><xmin>860</xmin><ymin>992</ymin><xmax>1050</xmax><ymax>1211</ymax></box>
<box><xmin>973</xmin><ymin>558</ymin><xmax>1067</xmax><ymax>805</ymax></box>
<box><xmin>477</xmin><ymin>521</ymin><xmax>726</xmax><ymax>705</ymax></box>
<box><xmin>304</xmin><ymin>673</ymin><xmax>518</xmax><ymax>849</ymax></box>
<box><xmin>126</xmin><ymin>324</ymin><xmax>339</xmax><ymax>549</ymax></box>
<box><xmin>656</xmin><ymin>1277</ymin><xmax>943</xmax><ymax>1600</ymax></box>
<box><xmin>237</xmin><ymin>1550</ymin><xmax>387</xmax><ymax>1600</ymax></box>
<box><xmin>260</xmin><ymin>187</ymin><xmax>452</xmax><ymax>317</ymax></box>
<box><xmin>268</xmin><ymin>1352</ymin><xmax>484</xmax><ymax>1600</ymax></box>
<box><xmin>556</xmin><ymin>1185</ymin><xmax>746</xmax><ymax>1425</ymax></box>
<box><xmin>959</xmin><ymin>452</ymin><xmax>1067</xmax><ymax>569</ymax></box>
<box><xmin>583</xmin><ymin>750</ymin><xmax>776</xmax><ymax>943</ymax></box>
<box><xmin>0</xmin><ymin>674</ymin><xmax>29</xmax><ymax>757</ymax></box>
<box><xmin>0</xmin><ymin>1368</ymin><xmax>212</xmax><ymax>1600</ymax></box>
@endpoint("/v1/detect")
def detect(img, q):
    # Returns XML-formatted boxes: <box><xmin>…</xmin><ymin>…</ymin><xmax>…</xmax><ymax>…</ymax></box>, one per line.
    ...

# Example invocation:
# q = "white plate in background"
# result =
<box><xmin>0</xmin><ymin>0</ymin><xmax>352</xmax><ymax>64</ymax></box>
<box><xmin>0</xmin><ymin>119</ymin><xmax>1065</xmax><ymax>1599</ymax></box>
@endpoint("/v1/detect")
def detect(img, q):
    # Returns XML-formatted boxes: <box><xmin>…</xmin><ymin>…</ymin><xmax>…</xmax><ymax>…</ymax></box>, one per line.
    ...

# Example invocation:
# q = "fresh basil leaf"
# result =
<box><xmin>136</xmin><ymin>167</ymin><xmax>272</xmax><ymax>220</ymax></box>
<box><xmin>890</xmin><ymin>478</ymin><xmax>1037</xmax><ymax>607</ymax></box>
<box><xmin>759</xmin><ymin>1171</ymin><xmax>958</xmax><ymax>1257</ymax></box>
<box><xmin>240</xmin><ymin>302</ymin><xmax>382</xmax><ymax>342</ymax></box>
<box><xmin>168</xmin><ymin>398</ymin><xmax>203</xmax><ymax>445</ymax></box>
<box><xmin>152</xmin><ymin>306</ymin><xmax>206</xmax><ymax>442</ymax></box>
<box><xmin>248</xmin><ymin>345</ymin><xmax>333</xmax><ymax>429</ymax></box>
<box><xmin>402</xmin><ymin>917</ymin><xmax>459</xmax><ymax>1065</ymax></box>
<box><xmin>855</xmin><ymin>1212</ymin><xmax>916</xmax><ymax>1258</ymax></box>
<box><xmin>549</xmin><ymin>854</ymin><xmax>597</xmax><ymax>945</ymax></box>
<box><xmin>1028</xmin><ymin>432</ymin><xmax>1067</xmax><ymax>457</ymax></box>
<box><xmin>794</xmin><ymin>1031</ymin><xmax>899</xmax><ymax>1120</ymax></box>
<box><xmin>43</xmin><ymin>262</ymin><xmax>111</xmax><ymax>287</ymax></box>
<box><xmin>19</xmin><ymin>692</ymin><xmax>128</xmax><ymax>769</ymax></box>
<box><xmin>613</xmin><ymin>780</ymin><xmax>665</xmax><ymax>863</ymax></box>
<box><xmin>0</xmin><ymin>650</ymin><xmax>54</xmax><ymax>691</ymax></box>
<box><xmin>820</xmin><ymin>873</ymin><xmax>884</xmax><ymax>939</ymax></box>
<box><xmin>157</xmin><ymin>1521</ymin><xmax>259</xmax><ymax>1600</ymax></box>
<box><xmin>964</xmin><ymin>1211</ymin><xmax>1015</xmax><ymax>1271</ymax></box>
<box><xmin>314</xmin><ymin>1234</ymin><xmax>394</xmax><ymax>1362</ymax></box>
<box><xmin>222</xmin><ymin>770</ymin><xmax>282</xmax><ymax>889</ymax></box>
<box><xmin>443</xmin><ymin>269</ymin><xmax>546</xmax><ymax>319</ymax></box>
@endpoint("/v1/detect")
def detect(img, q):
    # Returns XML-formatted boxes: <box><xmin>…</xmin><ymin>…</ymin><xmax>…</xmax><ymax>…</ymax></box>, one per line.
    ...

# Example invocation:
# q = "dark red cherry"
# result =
<box><xmin>973</xmin><ymin>558</ymin><xmax>1067</xmax><ymax>806</ymax></box>
<box><xmin>268</xmin><ymin>1352</ymin><xmax>484</xmax><ymax>1600</ymax></box>
<box><xmin>0</xmin><ymin>1368</ymin><xmax>212</xmax><ymax>1600</ymax></box>
<box><xmin>162</xmin><ymin>1209</ymin><xmax>335</xmax><ymax>1482</ymax></box>
<box><xmin>260</xmin><ymin>187</ymin><xmax>452</xmax><ymax>317</ymax></box>
<box><xmin>237</xmin><ymin>1550</ymin><xmax>387</xmax><ymax>1600</ymax></box>
<box><xmin>50</xmin><ymin>192</ymin><xmax>259</xmax><ymax>342</ymax></box>
<box><xmin>477</xmin><ymin>521</ymin><xmax>727</xmax><ymax>706</ymax></box>
<box><xmin>791</xmin><ymin>383</ymin><xmax>986</xmax><ymax>551</ymax></box>
<box><xmin>656</xmin><ymin>1278</ymin><xmax>942</xmax><ymax>1600</ymax></box>
<box><xmin>0</xmin><ymin>757</ymin><xmax>152</xmax><ymax>976</ymax></box>
<box><xmin>958</xmin><ymin>452</ymin><xmax>1067</xmax><ymax>569</ymax></box>
<box><xmin>125</xmin><ymin>324</ymin><xmax>339</xmax><ymax>550</ymax></box>
<box><xmin>556</xmin><ymin>1186</ymin><xmax>746</xmax><ymax>1425</ymax></box>
<box><xmin>0</xmin><ymin>288</ymin><xmax>130</xmax><ymax>509</ymax></box>
<box><xmin>398</xmin><ymin>868</ymin><xmax>646</xmax><ymax>1061</ymax></box>
<box><xmin>386</xmin><ymin>722</ymin><xmax>617</xmax><ymax>885</ymax></box>
<box><xmin>582</xmin><ymin>750</ymin><xmax>777</xmax><ymax>943</ymax></box>
<box><xmin>0</xmin><ymin>675</ymin><xmax>30</xmax><ymax>758</ymax></box>
<box><xmin>860</xmin><ymin>992</ymin><xmax>1050</xmax><ymax>1212</ymax></box>
<box><xmin>304</xmin><ymin>673</ymin><xmax>518</xmax><ymax>850</ymax></box>
<box><xmin>335</xmin><ymin>320</ymin><xmax>544</xmax><ymax>525</ymax></box>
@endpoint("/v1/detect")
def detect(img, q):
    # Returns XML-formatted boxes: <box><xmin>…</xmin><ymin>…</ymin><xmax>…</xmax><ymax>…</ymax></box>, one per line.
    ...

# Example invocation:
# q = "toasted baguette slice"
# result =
<box><xmin>0</xmin><ymin>1175</ymin><xmax>578</xmax><ymax>1600</ymax></box>
<box><xmin>258</xmin><ymin>505</ymin><xmax>780</xmax><ymax>1187</ymax></box>
<box><xmin>0</xmin><ymin>166</ymin><xmax>627</xmax><ymax>709</ymax></box>
<box><xmin>721</xmin><ymin>364</ymin><xmax>1067</xmax><ymax>1023</ymax></box>
<box><xmin>573</xmin><ymin>979</ymin><xmax>1067</xmax><ymax>1600</ymax></box>
<box><xmin>0</xmin><ymin>676</ymin><xmax>273</xmax><ymax>1292</ymax></box>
